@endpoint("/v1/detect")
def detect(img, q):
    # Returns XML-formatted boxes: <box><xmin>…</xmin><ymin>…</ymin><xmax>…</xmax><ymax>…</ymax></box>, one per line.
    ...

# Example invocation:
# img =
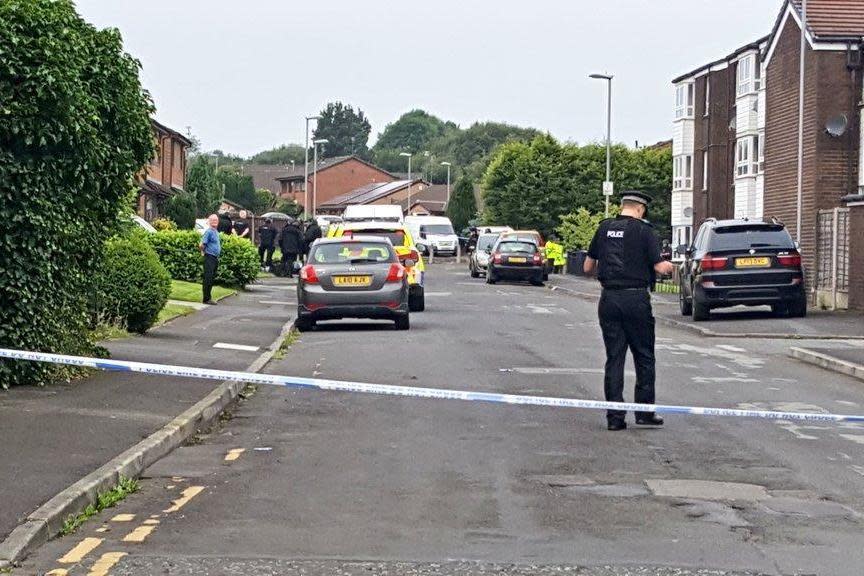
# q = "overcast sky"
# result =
<box><xmin>76</xmin><ymin>0</ymin><xmax>780</xmax><ymax>157</ymax></box>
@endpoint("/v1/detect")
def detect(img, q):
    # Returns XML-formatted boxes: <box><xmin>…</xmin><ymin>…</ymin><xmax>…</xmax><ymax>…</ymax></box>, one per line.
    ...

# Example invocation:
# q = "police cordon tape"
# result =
<box><xmin>2</xmin><ymin>347</ymin><xmax>863</xmax><ymax>423</ymax></box>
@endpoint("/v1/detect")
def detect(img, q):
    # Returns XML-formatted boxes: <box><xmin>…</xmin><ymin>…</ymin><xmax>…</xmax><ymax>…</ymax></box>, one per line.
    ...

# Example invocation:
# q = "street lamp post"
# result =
<box><xmin>400</xmin><ymin>152</ymin><xmax>412</xmax><ymax>215</ymax></box>
<box><xmin>440</xmin><ymin>162</ymin><xmax>452</xmax><ymax>206</ymax></box>
<box><xmin>304</xmin><ymin>115</ymin><xmax>320</xmax><ymax>219</ymax></box>
<box><xmin>312</xmin><ymin>138</ymin><xmax>329</xmax><ymax>217</ymax></box>
<box><xmin>589</xmin><ymin>73</ymin><xmax>614</xmax><ymax>217</ymax></box>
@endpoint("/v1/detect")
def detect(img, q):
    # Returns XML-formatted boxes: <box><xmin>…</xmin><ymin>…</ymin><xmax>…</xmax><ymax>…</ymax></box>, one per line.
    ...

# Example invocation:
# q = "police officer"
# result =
<box><xmin>583</xmin><ymin>191</ymin><xmax>674</xmax><ymax>431</ymax></box>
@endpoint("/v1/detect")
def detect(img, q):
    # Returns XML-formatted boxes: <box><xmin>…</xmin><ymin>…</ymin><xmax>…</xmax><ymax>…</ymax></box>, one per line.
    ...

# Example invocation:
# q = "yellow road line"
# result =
<box><xmin>224</xmin><ymin>448</ymin><xmax>246</xmax><ymax>462</ymax></box>
<box><xmin>143</xmin><ymin>519</ymin><xmax>160</xmax><ymax>526</ymax></box>
<box><xmin>58</xmin><ymin>537</ymin><xmax>103</xmax><ymax>564</ymax></box>
<box><xmin>163</xmin><ymin>485</ymin><xmax>204</xmax><ymax>513</ymax></box>
<box><xmin>122</xmin><ymin>525</ymin><xmax>156</xmax><ymax>543</ymax></box>
<box><xmin>46</xmin><ymin>569</ymin><xmax>68</xmax><ymax>575</ymax></box>
<box><xmin>110</xmin><ymin>513</ymin><xmax>135</xmax><ymax>522</ymax></box>
<box><xmin>87</xmin><ymin>552</ymin><xmax>127</xmax><ymax>576</ymax></box>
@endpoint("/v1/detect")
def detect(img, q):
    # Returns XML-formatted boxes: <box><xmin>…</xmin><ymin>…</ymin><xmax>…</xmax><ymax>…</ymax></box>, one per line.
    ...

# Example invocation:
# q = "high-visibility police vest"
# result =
<box><xmin>545</xmin><ymin>241</ymin><xmax>565</xmax><ymax>265</ymax></box>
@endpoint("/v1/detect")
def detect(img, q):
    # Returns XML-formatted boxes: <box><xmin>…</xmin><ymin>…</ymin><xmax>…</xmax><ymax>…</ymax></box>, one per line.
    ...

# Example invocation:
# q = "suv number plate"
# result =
<box><xmin>735</xmin><ymin>257</ymin><xmax>770</xmax><ymax>268</ymax></box>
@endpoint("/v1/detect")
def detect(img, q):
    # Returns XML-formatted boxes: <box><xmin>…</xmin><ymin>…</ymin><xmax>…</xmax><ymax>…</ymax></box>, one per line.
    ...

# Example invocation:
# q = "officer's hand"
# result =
<box><xmin>654</xmin><ymin>260</ymin><xmax>674</xmax><ymax>276</ymax></box>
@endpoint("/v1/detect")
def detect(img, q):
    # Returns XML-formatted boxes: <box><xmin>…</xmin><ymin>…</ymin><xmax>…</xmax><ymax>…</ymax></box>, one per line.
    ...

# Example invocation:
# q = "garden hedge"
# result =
<box><xmin>146</xmin><ymin>230</ymin><xmax>259</xmax><ymax>287</ymax></box>
<box><xmin>0</xmin><ymin>0</ymin><xmax>155</xmax><ymax>387</ymax></box>
<box><xmin>92</xmin><ymin>233</ymin><xmax>171</xmax><ymax>334</ymax></box>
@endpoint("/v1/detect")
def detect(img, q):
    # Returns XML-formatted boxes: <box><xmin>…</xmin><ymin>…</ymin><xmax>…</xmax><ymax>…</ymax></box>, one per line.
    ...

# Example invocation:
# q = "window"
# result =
<box><xmin>675</xmin><ymin>83</ymin><xmax>694</xmax><ymax>119</ymax></box>
<box><xmin>736</xmin><ymin>55</ymin><xmax>753</xmax><ymax>96</ymax></box>
<box><xmin>702</xmin><ymin>150</ymin><xmax>708</xmax><ymax>190</ymax></box>
<box><xmin>755</xmin><ymin>60</ymin><xmax>764</xmax><ymax>91</ymax></box>
<box><xmin>755</xmin><ymin>132</ymin><xmax>764</xmax><ymax>173</ymax></box>
<box><xmin>736</xmin><ymin>138</ymin><xmax>755</xmax><ymax>177</ymax></box>
<box><xmin>703</xmin><ymin>77</ymin><xmax>710</xmax><ymax>116</ymax></box>
<box><xmin>673</xmin><ymin>155</ymin><xmax>693</xmax><ymax>190</ymax></box>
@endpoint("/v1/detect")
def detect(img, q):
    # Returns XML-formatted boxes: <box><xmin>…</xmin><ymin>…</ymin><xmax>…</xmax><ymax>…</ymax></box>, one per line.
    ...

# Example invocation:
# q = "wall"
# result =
<box><xmin>694</xmin><ymin>66</ymin><xmax>735</xmax><ymax>224</ymax></box>
<box><xmin>309</xmin><ymin>159</ymin><xmax>395</xmax><ymax>209</ymax></box>
<box><xmin>849</xmin><ymin>204</ymin><xmax>864</xmax><ymax>309</ymax></box>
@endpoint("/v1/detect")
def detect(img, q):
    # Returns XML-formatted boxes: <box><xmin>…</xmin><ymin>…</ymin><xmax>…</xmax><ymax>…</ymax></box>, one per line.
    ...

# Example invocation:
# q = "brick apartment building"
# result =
<box><xmin>672</xmin><ymin>0</ymin><xmax>864</xmax><ymax>309</ymax></box>
<box><xmin>275</xmin><ymin>155</ymin><xmax>396</xmax><ymax>212</ymax></box>
<box><xmin>316</xmin><ymin>179</ymin><xmax>432</xmax><ymax>215</ymax></box>
<box><xmin>138</xmin><ymin>120</ymin><xmax>191</xmax><ymax>221</ymax></box>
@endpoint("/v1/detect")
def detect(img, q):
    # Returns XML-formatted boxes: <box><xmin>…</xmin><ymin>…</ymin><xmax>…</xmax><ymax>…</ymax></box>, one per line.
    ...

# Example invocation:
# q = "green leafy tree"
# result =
<box><xmin>0</xmin><ymin>0</ymin><xmax>155</xmax><ymax>386</ymax></box>
<box><xmin>557</xmin><ymin>206</ymin><xmax>619</xmax><ymax>252</ymax></box>
<box><xmin>165</xmin><ymin>192</ymin><xmax>198</xmax><ymax>229</ymax></box>
<box><xmin>253</xmin><ymin>188</ymin><xmax>274</xmax><ymax>214</ymax></box>
<box><xmin>373</xmin><ymin>109</ymin><xmax>456</xmax><ymax>154</ymax></box>
<box><xmin>249</xmin><ymin>144</ymin><xmax>306</xmax><ymax>166</ymax></box>
<box><xmin>312</xmin><ymin>101</ymin><xmax>372</xmax><ymax>158</ymax></box>
<box><xmin>446</xmin><ymin>177</ymin><xmax>478</xmax><ymax>232</ymax></box>
<box><xmin>217</xmin><ymin>167</ymin><xmax>256</xmax><ymax>210</ymax></box>
<box><xmin>187</xmin><ymin>156</ymin><xmax>221</xmax><ymax>216</ymax></box>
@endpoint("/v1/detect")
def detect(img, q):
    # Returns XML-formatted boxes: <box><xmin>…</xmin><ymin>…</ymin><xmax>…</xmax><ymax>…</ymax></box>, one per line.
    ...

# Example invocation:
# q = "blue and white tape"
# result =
<box><xmin>1</xmin><ymin>347</ymin><xmax>862</xmax><ymax>423</ymax></box>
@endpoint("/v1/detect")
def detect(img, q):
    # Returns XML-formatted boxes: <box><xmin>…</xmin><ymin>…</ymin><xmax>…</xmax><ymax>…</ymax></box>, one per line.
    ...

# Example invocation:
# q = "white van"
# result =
<box><xmin>405</xmin><ymin>215</ymin><xmax>459</xmax><ymax>256</ymax></box>
<box><xmin>342</xmin><ymin>205</ymin><xmax>403</xmax><ymax>223</ymax></box>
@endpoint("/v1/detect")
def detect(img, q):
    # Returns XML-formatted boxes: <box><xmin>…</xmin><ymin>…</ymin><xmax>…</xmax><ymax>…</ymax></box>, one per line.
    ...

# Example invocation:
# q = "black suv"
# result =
<box><xmin>678</xmin><ymin>219</ymin><xmax>806</xmax><ymax>321</ymax></box>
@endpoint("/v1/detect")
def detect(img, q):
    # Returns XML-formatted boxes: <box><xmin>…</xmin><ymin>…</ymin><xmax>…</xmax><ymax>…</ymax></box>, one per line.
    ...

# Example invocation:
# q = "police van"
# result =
<box><xmin>404</xmin><ymin>215</ymin><xmax>459</xmax><ymax>256</ymax></box>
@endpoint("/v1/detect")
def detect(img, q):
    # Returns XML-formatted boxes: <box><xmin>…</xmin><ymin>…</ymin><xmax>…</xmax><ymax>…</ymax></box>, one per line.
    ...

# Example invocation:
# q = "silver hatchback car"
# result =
<box><xmin>296</xmin><ymin>236</ymin><xmax>411</xmax><ymax>331</ymax></box>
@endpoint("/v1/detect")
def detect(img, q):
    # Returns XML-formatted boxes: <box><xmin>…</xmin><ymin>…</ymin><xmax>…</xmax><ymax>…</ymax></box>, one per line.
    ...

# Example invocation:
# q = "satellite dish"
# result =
<box><xmin>825</xmin><ymin>114</ymin><xmax>848</xmax><ymax>137</ymax></box>
<box><xmin>683</xmin><ymin>207</ymin><xmax>694</xmax><ymax>218</ymax></box>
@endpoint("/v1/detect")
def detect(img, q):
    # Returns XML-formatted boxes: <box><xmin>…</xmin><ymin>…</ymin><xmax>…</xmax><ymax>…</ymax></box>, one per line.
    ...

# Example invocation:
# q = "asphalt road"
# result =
<box><xmin>19</xmin><ymin>262</ymin><xmax>864</xmax><ymax>576</ymax></box>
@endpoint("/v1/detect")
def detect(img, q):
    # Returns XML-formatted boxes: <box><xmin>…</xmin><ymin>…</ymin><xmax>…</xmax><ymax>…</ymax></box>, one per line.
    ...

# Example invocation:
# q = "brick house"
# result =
<box><xmin>671</xmin><ymin>0</ymin><xmax>864</xmax><ymax>308</ymax></box>
<box><xmin>316</xmin><ymin>179</ymin><xmax>431</xmax><ymax>215</ymax></box>
<box><xmin>275</xmin><ymin>155</ymin><xmax>396</xmax><ymax>213</ymax></box>
<box><xmin>138</xmin><ymin>120</ymin><xmax>192</xmax><ymax>221</ymax></box>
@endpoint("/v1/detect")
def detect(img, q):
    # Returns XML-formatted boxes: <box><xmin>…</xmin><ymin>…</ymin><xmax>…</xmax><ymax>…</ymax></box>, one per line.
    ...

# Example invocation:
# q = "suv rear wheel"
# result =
<box><xmin>788</xmin><ymin>296</ymin><xmax>807</xmax><ymax>318</ymax></box>
<box><xmin>692</xmin><ymin>293</ymin><xmax>710</xmax><ymax>321</ymax></box>
<box><xmin>679</xmin><ymin>282</ymin><xmax>692</xmax><ymax>316</ymax></box>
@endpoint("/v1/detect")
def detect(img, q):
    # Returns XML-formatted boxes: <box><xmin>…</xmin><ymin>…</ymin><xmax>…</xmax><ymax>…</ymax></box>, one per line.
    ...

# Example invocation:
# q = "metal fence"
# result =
<box><xmin>815</xmin><ymin>208</ymin><xmax>849</xmax><ymax>308</ymax></box>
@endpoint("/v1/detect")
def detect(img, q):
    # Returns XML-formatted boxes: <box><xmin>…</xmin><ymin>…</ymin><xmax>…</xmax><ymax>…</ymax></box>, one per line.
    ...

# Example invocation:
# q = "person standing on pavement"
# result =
<box><xmin>199</xmin><ymin>214</ymin><xmax>222</xmax><ymax>305</ymax></box>
<box><xmin>257</xmin><ymin>218</ymin><xmax>277</xmax><ymax>270</ymax></box>
<box><xmin>278</xmin><ymin>219</ymin><xmax>305</xmax><ymax>278</ymax></box>
<box><xmin>583</xmin><ymin>191</ymin><xmax>675</xmax><ymax>431</ymax></box>
<box><xmin>303</xmin><ymin>217</ymin><xmax>322</xmax><ymax>259</ymax></box>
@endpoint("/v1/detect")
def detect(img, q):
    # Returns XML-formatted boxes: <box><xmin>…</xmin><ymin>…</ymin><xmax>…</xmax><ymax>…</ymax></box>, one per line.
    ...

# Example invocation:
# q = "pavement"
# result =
<box><xmin>548</xmin><ymin>272</ymin><xmax>864</xmax><ymax>340</ymax></box>
<box><xmin>14</xmin><ymin>261</ymin><xmax>864</xmax><ymax>576</ymax></box>
<box><xmin>0</xmin><ymin>276</ymin><xmax>294</xmax><ymax>549</ymax></box>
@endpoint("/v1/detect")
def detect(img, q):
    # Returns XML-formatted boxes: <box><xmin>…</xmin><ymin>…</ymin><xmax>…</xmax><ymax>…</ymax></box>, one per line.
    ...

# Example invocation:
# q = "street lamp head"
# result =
<box><xmin>399</xmin><ymin>152</ymin><xmax>412</xmax><ymax>157</ymax></box>
<box><xmin>306</xmin><ymin>115</ymin><xmax>321</xmax><ymax>120</ymax></box>
<box><xmin>440</xmin><ymin>161</ymin><xmax>451</xmax><ymax>167</ymax></box>
<box><xmin>589</xmin><ymin>73</ymin><xmax>613</xmax><ymax>80</ymax></box>
<box><xmin>313</xmin><ymin>139</ymin><xmax>328</xmax><ymax>145</ymax></box>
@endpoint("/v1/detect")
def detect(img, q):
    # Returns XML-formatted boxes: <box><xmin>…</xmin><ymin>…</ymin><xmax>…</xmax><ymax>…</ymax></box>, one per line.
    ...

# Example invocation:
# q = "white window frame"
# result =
<box><xmin>703</xmin><ymin>77</ymin><xmax>710</xmax><ymax>117</ymax></box>
<box><xmin>673</xmin><ymin>154</ymin><xmax>693</xmax><ymax>190</ymax></box>
<box><xmin>737</xmin><ymin>55</ymin><xmax>754</xmax><ymax>96</ymax></box>
<box><xmin>736</xmin><ymin>138</ymin><xmax>752</xmax><ymax>177</ymax></box>
<box><xmin>702</xmin><ymin>150</ymin><xmax>708</xmax><ymax>190</ymax></box>
<box><xmin>675</xmin><ymin>83</ymin><xmax>694</xmax><ymax>119</ymax></box>
<box><xmin>755</xmin><ymin>132</ymin><xmax>764</xmax><ymax>174</ymax></box>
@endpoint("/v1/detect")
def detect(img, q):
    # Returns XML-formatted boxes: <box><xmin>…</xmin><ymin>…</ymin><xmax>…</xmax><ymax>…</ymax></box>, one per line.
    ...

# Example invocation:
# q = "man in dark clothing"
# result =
<box><xmin>233</xmin><ymin>219</ymin><xmax>250</xmax><ymax>239</ymax></box>
<box><xmin>257</xmin><ymin>218</ymin><xmax>277</xmax><ymax>270</ymax></box>
<box><xmin>217</xmin><ymin>212</ymin><xmax>233</xmax><ymax>234</ymax></box>
<box><xmin>583</xmin><ymin>191</ymin><xmax>674</xmax><ymax>431</ymax></box>
<box><xmin>303</xmin><ymin>219</ymin><xmax>322</xmax><ymax>257</ymax></box>
<box><xmin>279</xmin><ymin>221</ymin><xmax>305</xmax><ymax>278</ymax></box>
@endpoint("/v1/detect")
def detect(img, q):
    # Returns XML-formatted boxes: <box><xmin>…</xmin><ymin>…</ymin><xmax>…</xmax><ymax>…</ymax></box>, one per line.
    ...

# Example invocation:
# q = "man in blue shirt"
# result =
<box><xmin>199</xmin><ymin>214</ymin><xmax>222</xmax><ymax>304</ymax></box>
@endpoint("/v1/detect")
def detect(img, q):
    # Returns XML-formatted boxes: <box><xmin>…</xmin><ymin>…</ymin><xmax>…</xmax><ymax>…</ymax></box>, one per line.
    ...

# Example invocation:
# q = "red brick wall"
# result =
<box><xmin>309</xmin><ymin>159</ymin><xmax>395</xmax><ymax>208</ymax></box>
<box><xmin>849</xmin><ymin>204</ymin><xmax>864</xmax><ymax>309</ymax></box>
<box><xmin>693</xmin><ymin>67</ymin><xmax>736</xmax><ymax>224</ymax></box>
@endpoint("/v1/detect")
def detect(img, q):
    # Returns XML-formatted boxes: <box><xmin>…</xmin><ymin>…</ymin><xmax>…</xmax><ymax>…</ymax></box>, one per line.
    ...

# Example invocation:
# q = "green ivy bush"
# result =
<box><xmin>146</xmin><ymin>230</ymin><xmax>258</xmax><ymax>287</ymax></box>
<box><xmin>0</xmin><ymin>0</ymin><xmax>155</xmax><ymax>387</ymax></box>
<box><xmin>92</xmin><ymin>234</ymin><xmax>171</xmax><ymax>334</ymax></box>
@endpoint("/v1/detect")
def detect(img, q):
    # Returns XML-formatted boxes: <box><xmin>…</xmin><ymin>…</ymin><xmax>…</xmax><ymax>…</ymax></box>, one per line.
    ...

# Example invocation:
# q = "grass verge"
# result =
<box><xmin>273</xmin><ymin>328</ymin><xmax>300</xmax><ymax>360</ymax></box>
<box><xmin>60</xmin><ymin>476</ymin><xmax>139</xmax><ymax>536</ymax></box>
<box><xmin>157</xmin><ymin>302</ymin><xmax>197</xmax><ymax>325</ymax></box>
<box><xmin>170</xmin><ymin>279</ymin><xmax>236</xmax><ymax>303</ymax></box>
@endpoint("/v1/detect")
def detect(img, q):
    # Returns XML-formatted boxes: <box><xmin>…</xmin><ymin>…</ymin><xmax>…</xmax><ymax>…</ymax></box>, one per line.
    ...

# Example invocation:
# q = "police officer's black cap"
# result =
<box><xmin>619</xmin><ymin>190</ymin><xmax>652</xmax><ymax>206</ymax></box>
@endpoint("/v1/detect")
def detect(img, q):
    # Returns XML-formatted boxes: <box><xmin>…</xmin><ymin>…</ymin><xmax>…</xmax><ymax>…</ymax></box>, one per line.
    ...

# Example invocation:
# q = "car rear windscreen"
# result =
<box><xmin>349</xmin><ymin>229</ymin><xmax>406</xmax><ymax>246</ymax></box>
<box><xmin>477</xmin><ymin>234</ymin><xmax>499</xmax><ymax>251</ymax></box>
<box><xmin>421</xmin><ymin>224</ymin><xmax>455</xmax><ymax>235</ymax></box>
<box><xmin>311</xmin><ymin>242</ymin><xmax>395</xmax><ymax>264</ymax></box>
<box><xmin>497</xmin><ymin>241</ymin><xmax>536</xmax><ymax>253</ymax></box>
<box><xmin>708</xmin><ymin>225</ymin><xmax>795</xmax><ymax>250</ymax></box>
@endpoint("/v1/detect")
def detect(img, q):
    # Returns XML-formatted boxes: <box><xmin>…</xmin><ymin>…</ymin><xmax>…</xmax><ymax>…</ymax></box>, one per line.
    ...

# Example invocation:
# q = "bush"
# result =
<box><xmin>557</xmin><ymin>205</ymin><xmax>619</xmax><ymax>252</ymax></box>
<box><xmin>164</xmin><ymin>192</ymin><xmax>197</xmax><ymax>229</ymax></box>
<box><xmin>92</xmin><ymin>234</ymin><xmax>171</xmax><ymax>334</ymax></box>
<box><xmin>151</xmin><ymin>218</ymin><xmax>176</xmax><ymax>232</ymax></box>
<box><xmin>0</xmin><ymin>0</ymin><xmax>155</xmax><ymax>386</ymax></box>
<box><xmin>146</xmin><ymin>230</ymin><xmax>258</xmax><ymax>287</ymax></box>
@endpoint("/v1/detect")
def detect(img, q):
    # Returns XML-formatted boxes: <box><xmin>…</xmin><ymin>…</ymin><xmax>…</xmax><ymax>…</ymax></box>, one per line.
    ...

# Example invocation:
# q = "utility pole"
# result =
<box><xmin>304</xmin><ymin>115</ymin><xmax>320</xmax><ymax>219</ymax></box>
<box><xmin>795</xmin><ymin>0</ymin><xmax>807</xmax><ymax>243</ymax></box>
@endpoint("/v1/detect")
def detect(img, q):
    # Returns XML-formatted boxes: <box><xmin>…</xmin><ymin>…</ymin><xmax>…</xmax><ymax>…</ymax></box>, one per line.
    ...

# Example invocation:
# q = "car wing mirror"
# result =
<box><xmin>403</xmin><ymin>258</ymin><xmax>416</xmax><ymax>268</ymax></box>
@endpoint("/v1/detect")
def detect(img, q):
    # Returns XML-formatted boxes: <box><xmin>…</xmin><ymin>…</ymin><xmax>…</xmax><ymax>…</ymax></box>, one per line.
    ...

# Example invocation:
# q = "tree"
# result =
<box><xmin>165</xmin><ymin>192</ymin><xmax>198</xmax><ymax>229</ymax></box>
<box><xmin>217</xmin><ymin>167</ymin><xmax>256</xmax><ymax>210</ymax></box>
<box><xmin>186</xmin><ymin>156</ymin><xmax>221</xmax><ymax>216</ymax></box>
<box><xmin>312</xmin><ymin>102</ymin><xmax>372</xmax><ymax>158</ymax></box>
<box><xmin>0</xmin><ymin>0</ymin><xmax>155</xmax><ymax>386</ymax></box>
<box><xmin>249</xmin><ymin>144</ymin><xmax>306</xmax><ymax>166</ymax></box>
<box><xmin>447</xmin><ymin>177</ymin><xmax>478</xmax><ymax>232</ymax></box>
<box><xmin>373</xmin><ymin>109</ymin><xmax>455</xmax><ymax>154</ymax></box>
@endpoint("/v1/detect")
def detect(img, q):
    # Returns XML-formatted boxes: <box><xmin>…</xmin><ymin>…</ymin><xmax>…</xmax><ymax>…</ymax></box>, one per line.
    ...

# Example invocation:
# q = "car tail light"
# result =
<box><xmin>300</xmin><ymin>265</ymin><xmax>319</xmax><ymax>283</ymax></box>
<box><xmin>700</xmin><ymin>254</ymin><xmax>728</xmax><ymax>271</ymax></box>
<box><xmin>493</xmin><ymin>253</ymin><xmax>502</xmax><ymax>264</ymax></box>
<box><xmin>398</xmin><ymin>249</ymin><xmax>421</xmax><ymax>265</ymax></box>
<box><xmin>386</xmin><ymin>263</ymin><xmax>406</xmax><ymax>282</ymax></box>
<box><xmin>341</xmin><ymin>230</ymin><xmax>353</xmax><ymax>238</ymax></box>
<box><xmin>532</xmin><ymin>254</ymin><xmax>542</xmax><ymax>263</ymax></box>
<box><xmin>777</xmin><ymin>252</ymin><xmax>801</xmax><ymax>268</ymax></box>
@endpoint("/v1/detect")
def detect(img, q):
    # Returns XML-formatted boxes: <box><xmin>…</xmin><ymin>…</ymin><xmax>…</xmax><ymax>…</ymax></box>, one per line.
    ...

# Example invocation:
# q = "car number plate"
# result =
<box><xmin>509</xmin><ymin>257</ymin><xmax>527</xmax><ymax>263</ymax></box>
<box><xmin>333</xmin><ymin>275</ymin><xmax>372</xmax><ymax>287</ymax></box>
<box><xmin>735</xmin><ymin>257</ymin><xmax>770</xmax><ymax>268</ymax></box>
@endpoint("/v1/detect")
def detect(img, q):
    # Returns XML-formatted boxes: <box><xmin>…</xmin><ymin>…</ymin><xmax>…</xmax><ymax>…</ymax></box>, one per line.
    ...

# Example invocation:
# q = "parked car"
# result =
<box><xmin>328</xmin><ymin>220</ymin><xmax>426</xmax><ymax>311</ymax></box>
<box><xmin>131</xmin><ymin>215</ymin><xmax>157</xmax><ymax>233</ymax></box>
<box><xmin>468</xmin><ymin>233</ymin><xmax>500</xmax><ymax>278</ymax></box>
<box><xmin>405</xmin><ymin>216</ymin><xmax>459</xmax><ymax>256</ymax></box>
<box><xmin>486</xmin><ymin>238</ymin><xmax>545</xmax><ymax>286</ymax></box>
<box><xmin>678</xmin><ymin>218</ymin><xmax>806</xmax><ymax>321</ymax></box>
<box><xmin>499</xmin><ymin>230</ymin><xmax>550</xmax><ymax>280</ymax></box>
<box><xmin>295</xmin><ymin>236</ymin><xmax>411</xmax><ymax>331</ymax></box>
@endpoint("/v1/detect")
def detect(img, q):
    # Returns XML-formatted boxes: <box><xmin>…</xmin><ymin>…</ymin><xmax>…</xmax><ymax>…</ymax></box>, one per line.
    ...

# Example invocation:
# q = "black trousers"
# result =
<box><xmin>203</xmin><ymin>254</ymin><xmax>219</xmax><ymax>302</ymax></box>
<box><xmin>281</xmin><ymin>252</ymin><xmax>298</xmax><ymax>277</ymax></box>
<box><xmin>258</xmin><ymin>245</ymin><xmax>275</xmax><ymax>267</ymax></box>
<box><xmin>598</xmin><ymin>288</ymin><xmax>656</xmax><ymax>423</ymax></box>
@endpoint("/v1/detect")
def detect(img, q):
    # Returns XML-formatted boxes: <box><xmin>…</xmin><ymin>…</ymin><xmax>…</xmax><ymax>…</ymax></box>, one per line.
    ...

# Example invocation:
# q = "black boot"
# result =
<box><xmin>607</xmin><ymin>420</ymin><xmax>627</xmax><ymax>431</ymax></box>
<box><xmin>635</xmin><ymin>414</ymin><xmax>664</xmax><ymax>426</ymax></box>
